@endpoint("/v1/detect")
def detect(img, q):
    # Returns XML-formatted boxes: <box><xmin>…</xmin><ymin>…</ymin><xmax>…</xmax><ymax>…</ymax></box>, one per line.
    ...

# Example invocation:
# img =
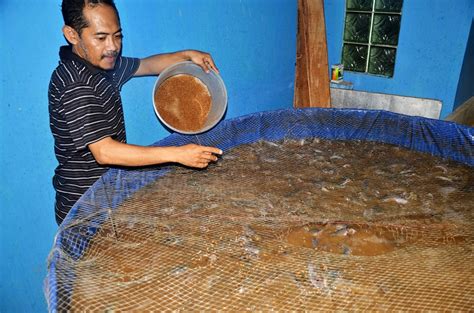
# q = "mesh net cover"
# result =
<box><xmin>45</xmin><ymin>108</ymin><xmax>474</xmax><ymax>311</ymax></box>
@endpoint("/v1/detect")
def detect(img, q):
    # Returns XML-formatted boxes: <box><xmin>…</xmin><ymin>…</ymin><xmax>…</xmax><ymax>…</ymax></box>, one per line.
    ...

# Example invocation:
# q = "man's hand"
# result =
<box><xmin>174</xmin><ymin>144</ymin><xmax>222</xmax><ymax>168</ymax></box>
<box><xmin>88</xmin><ymin>137</ymin><xmax>222</xmax><ymax>168</ymax></box>
<box><xmin>185</xmin><ymin>50</ymin><xmax>219</xmax><ymax>74</ymax></box>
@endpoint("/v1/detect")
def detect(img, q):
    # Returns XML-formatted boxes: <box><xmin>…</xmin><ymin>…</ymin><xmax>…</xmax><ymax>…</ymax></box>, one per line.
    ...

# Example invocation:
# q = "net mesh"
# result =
<box><xmin>45</xmin><ymin>108</ymin><xmax>474</xmax><ymax>311</ymax></box>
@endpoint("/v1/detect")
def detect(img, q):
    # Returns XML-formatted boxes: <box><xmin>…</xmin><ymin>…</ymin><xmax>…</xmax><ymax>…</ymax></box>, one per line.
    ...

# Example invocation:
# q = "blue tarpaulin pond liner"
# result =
<box><xmin>45</xmin><ymin>108</ymin><xmax>473</xmax><ymax>311</ymax></box>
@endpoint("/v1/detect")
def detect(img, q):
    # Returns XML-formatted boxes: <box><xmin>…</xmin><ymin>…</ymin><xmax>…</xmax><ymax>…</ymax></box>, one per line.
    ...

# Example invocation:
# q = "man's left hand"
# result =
<box><xmin>186</xmin><ymin>50</ymin><xmax>219</xmax><ymax>74</ymax></box>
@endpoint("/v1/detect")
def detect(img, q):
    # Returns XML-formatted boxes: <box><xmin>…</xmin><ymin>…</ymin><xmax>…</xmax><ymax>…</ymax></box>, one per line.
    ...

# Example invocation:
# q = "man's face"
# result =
<box><xmin>74</xmin><ymin>5</ymin><xmax>123</xmax><ymax>70</ymax></box>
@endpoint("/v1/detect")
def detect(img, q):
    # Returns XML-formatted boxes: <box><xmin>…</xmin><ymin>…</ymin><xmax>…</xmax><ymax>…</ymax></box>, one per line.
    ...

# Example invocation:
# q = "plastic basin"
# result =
<box><xmin>152</xmin><ymin>61</ymin><xmax>227</xmax><ymax>134</ymax></box>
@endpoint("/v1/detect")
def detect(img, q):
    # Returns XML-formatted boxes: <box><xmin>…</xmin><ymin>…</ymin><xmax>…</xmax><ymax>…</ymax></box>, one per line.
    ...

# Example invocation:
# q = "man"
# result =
<box><xmin>49</xmin><ymin>0</ymin><xmax>222</xmax><ymax>225</ymax></box>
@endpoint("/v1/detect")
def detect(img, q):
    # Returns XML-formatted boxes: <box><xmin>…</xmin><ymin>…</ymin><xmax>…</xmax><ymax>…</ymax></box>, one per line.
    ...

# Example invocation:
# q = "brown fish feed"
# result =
<box><xmin>154</xmin><ymin>74</ymin><xmax>211</xmax><ymax>132</ymax></box>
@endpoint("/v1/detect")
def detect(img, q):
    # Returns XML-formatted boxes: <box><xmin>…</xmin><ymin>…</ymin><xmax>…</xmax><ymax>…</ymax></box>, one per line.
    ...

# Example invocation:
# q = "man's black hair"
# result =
<box><xmin>61</xmin><ymin>0</ymin><xmax>120</xmax><ymax>34</ymax></box>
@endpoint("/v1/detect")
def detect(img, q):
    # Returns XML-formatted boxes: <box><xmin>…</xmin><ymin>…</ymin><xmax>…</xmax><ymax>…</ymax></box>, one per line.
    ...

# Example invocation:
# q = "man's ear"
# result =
<box><xmin>62</xmin><ymin>25</ymin><xmax>80</xmax><ymax>45</ymax></box>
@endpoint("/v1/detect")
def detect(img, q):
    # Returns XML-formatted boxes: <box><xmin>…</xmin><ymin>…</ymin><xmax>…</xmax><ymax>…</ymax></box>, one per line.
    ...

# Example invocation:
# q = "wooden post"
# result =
<box><xmin>294</xmin><ymin>0</ymin><xmax>331</xmax><ymax>108</ymax></box>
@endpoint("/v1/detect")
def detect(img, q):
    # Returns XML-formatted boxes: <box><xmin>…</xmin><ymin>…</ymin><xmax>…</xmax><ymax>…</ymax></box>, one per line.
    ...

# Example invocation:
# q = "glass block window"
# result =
<box><xmin>342</xmin><ymin>0</ymin><xmax>403</xmax><ymax>77</ymax></box>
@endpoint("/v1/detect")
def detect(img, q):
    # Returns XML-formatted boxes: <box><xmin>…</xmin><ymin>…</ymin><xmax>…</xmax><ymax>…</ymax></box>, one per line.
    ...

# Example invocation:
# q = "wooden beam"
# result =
<box><xmin>294</xmin><ymin>0</ymin><xmax>331</xmax><ymax>108</ymax></box>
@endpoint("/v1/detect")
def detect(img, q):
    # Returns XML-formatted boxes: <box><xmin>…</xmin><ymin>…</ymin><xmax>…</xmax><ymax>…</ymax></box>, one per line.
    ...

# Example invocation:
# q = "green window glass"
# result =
<box><xmin>346</xmin><ymin>0</ymin><xmax>373</xmax><ymax>11</ymax></box>
<box><xmin>343</xmin><ymin>44</ymin><xmax>368</xmax><ymax>72</ymax></box>
<box><xmin>375</xmin><ymin>0</ymin><xmax>403</xmax><ymax>12</ymax></box>
<box><xmin>371</xmin><ymin>14</ymin><xmax>401</xmax><ymax>45</ymax></box>
<box><xmin>342</xmin><ymin>0</ymin><xmax>403</xmax><ymax>77</ymax></box>
<box><xmin>368</xmin><ymin>47</ymin><xmax>396</xmax><ymax>77</ymax></box>
<box><xmin>344</xmin><ymin>13</ymin><xmax>372</xmax><ymax>43</ymax></box>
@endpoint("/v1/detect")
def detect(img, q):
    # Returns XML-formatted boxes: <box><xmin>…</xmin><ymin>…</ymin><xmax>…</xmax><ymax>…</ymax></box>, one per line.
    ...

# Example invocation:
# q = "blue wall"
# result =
<box><xmin>0</xmin><ymin>1</ymin><xmax>296</xmax><ymax>312</ymax></box>
<box><xmin>324</xmin><ymin>0</ymin><xmax>474</xmax><ymax>119</ymax></box>
<box><xmin>454</xmin><ymin>19</ymin><xmax>474</xmax><ymax>110</ymax></box>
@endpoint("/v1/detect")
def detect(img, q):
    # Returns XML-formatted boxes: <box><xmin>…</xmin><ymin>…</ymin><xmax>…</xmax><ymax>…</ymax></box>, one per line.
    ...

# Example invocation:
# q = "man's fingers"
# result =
<box><xmin>201</xmin><ymin>146</ymin><xmax>222</xmax><ymax>155</ymax></box>
<box><xmin>199</xmin><ymin>152</ymin><xmax>218</xmax><ymax>162</ymax></box>
<box><xmin>197</xmin><ymin>161</ymin><xmax>210</xmax><ymax>168</ymax></box>
<box><xmin>178</xmin><ymin>144</ymin><xmax>222</xmax><ymax>168</ymax></box>
<box><xmin>203</xmin><ymin>58</ymin><xmax>219</xmax><ymax>74</ymax></box>
<box><xmin>199</xmin><ymin>146</ymin><xmax>222</xmax><ymax>163</ymax></box>
<box><xmin>206</xmin><ymin>60</ymin><xmax>219</xmax><ymax>74</ymax></box>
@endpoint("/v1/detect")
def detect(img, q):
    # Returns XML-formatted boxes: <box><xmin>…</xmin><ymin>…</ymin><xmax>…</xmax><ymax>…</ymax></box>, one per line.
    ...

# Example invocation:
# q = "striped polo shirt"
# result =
<box><xmin>48</xmin><ymin>45</ymin><xmax>140</xmax><ymax>225</ymax></box>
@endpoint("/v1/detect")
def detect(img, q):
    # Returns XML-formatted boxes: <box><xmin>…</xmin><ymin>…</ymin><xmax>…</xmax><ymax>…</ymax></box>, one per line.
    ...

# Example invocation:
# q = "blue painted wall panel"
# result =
<box><xmin>119</xmin><ymin>0</ymin><xmax>297</xmax><ymax>145</ymax></box>
<box><xmin>454</xmin><ymin>19</ymin><xmax>474</xmax><ymax>110</ymax></box>
<box><xmin>0</xmin><ymin>1</ymin><xmax>296</xmax><ymax>311</ymax></box>
<box><xmin>324</xmin><ymin>0</ymin><xmax>473</xmax><ymax>118</ymax></box>
<box><xmin>1</xmin><ymin>1</ymin><xmax>63</xmax><ymax>312</ymax></box>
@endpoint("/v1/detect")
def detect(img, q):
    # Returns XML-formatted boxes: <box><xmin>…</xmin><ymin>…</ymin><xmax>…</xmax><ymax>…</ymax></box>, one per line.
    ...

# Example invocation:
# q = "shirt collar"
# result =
<box><xmin>59</xmin><ymin>45</ymin><xmax>105</xmax><ymax>75</ymax></box>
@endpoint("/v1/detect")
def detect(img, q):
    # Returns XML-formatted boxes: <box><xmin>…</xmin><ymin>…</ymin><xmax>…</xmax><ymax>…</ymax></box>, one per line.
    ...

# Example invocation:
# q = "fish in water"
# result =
<box><xmin>383</xmin><ymin>196</ymin><xmax>408</xmax><ymax>205</ymax></box>
<box><xmin>339</xmin><ymin>178</ymin><xmax>352</xmax><ymax>187</ymax></box>
<box><xmin>308</xmin><ymin>227</ymin><xmax>323</xmax><ymax>236</ymax></box>
<box><xmin>163</xmin><ymin>235</ymin><xmax>183</xmax><ymax>246</ymax></box>
<box><xmin>170</xmin><ymin>265</ymin><xmax>188</xmax><ymax>276</ymax></box>
<box><xmin>264</xmin><ymin>141</ymin><xmax>281</xmax><ymax>148</ymax></box>
<box><xmin>439</xmin><ymin>186</ymin><xmax>456</xmax><ymax>196</ymax></box>
<box><xmin>332</xmin><ymin>224</ymin><xmax>356</xmax><ymax>237</ymax></box>
<box><xmin>342</xmin><ymin>245</ymin><xmax>352</xmax><ymax>255</ymax></box>
<box><xmin>434</xmin><ymin>165</ymin><xmax>448</xmax><ymax>174</ymax></box>
<box><xmin>436</xmin><ymin>176</ymin><xmax>453</xmax><ymax>183</ymax></box>
<box><xmin>308</xmin><ymin>262</ymin><xmax>328</xmax><ymax>291</ymax></box>
<box><xmin>244</xmin><ymin>243</ymin><xmax>260</xmax><ymax>257</ymax></box>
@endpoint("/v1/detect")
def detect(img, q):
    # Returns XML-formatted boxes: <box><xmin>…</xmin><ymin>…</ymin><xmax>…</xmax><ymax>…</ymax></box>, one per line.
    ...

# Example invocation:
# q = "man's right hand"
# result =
<box><xmin>174</xmin><ymin>144</ymin><xmax>222</xmax><ymax>168</ymax></box>
<box><xmin>89</xmin><ymin>137</ymin><xmax>222</xmax><ymax>168</ymax></box>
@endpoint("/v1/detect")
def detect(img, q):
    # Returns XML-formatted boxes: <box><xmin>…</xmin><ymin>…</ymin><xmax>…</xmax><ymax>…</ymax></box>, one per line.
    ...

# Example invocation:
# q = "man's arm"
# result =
<box><xmin>134</xmin><ymin>50</ymin><xmax>219</xmax><ymax>76</ymax></box>
<box><xmin>89</xmin><ymin>137</ymin><xmax>222</xmax><ymax>168</ymax></box>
